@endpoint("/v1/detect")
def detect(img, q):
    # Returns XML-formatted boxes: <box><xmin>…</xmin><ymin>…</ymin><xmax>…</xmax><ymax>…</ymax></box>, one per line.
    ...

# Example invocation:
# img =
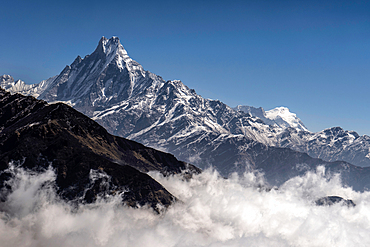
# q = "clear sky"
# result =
<box><xmin>1</xmin><ymin>0</ymin><xmax>370</xmax><ymax>135</ymax></box>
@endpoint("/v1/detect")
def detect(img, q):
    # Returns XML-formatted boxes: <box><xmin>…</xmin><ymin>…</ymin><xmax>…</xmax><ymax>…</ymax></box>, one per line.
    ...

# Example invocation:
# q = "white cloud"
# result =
<box><xmin>0</xmin><ymin>165</ymin><xmax>369</xmax><ymax>246</ymax></box>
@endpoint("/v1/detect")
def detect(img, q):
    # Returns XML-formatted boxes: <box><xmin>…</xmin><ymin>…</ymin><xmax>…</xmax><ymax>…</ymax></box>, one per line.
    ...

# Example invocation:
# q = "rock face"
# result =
<box><xmin>2</xmin><ymin>36</ymin><xmax>370</xmax><ymax>188</ymax></box>
<box><xmin>0</xmin><ymin>88</ymin><xmax>199</xmax><ymax>210</ymax></box>
<box><xmin>315</xmin><ymin>196</ymin><xmax>356</xmax><ymax>207</ymax></box>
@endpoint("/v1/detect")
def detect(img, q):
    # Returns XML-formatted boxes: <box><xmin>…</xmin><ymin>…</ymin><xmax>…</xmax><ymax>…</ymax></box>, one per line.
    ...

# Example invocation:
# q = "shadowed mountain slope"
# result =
<box><xmin>0</xmin><ymin>88</ymin><xmax>199</xmax><ymax>210</ymax></box>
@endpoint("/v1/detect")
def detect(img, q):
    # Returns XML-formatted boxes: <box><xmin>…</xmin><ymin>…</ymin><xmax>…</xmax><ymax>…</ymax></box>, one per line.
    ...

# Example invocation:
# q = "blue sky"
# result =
<box><xmin>1</xmin><ymin>0</ymin><xmax>370</xmax><ymax>135</ymax></box>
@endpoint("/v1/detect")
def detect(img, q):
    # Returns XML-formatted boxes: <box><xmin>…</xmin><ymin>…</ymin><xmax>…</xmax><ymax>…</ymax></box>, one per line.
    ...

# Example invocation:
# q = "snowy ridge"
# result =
<box><xmin>234</xmin><ymin>105</ymin><xmax>308</xmax><ymax>132</ymax></box>
<box><xmin>0</xmin><ymin>75</ymin><xmax>56</xmax><ymax>98</ymax></box>
<box><xmin>276</xmin><ymin>126</ymin><xmax>370</xmax><ymax>167</ymax></box>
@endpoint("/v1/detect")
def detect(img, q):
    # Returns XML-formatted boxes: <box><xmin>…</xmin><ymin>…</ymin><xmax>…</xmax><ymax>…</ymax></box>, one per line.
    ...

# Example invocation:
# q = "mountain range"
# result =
<box><xmin>2</xmin><ymin>36</ymin><xmax>370</xmax><ymax>189</ymax></box>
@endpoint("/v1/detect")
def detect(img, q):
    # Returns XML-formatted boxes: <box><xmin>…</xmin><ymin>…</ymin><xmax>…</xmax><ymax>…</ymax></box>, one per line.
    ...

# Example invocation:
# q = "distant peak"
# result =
<box><xmin>1</xmin><ymin>75</ymin><xmax>15</xmax><ymax>87</ymax></box>
<box><xmin>1</xmin><ymin>74</ymin><xmax>14</xmax><ymax>82</ymax></box>
<box><xmin>266</xmin><ymin>106</ymin><xmax>295</xmax><ymax>120</ymax></box>
<box><xmin>234</xmin><ymin>105</ymin><xmax>266</xmax><ymax>116</ymax></box>
<box><xmin>266</xmin><ymin>106</ymin><xmax>308</xmax><ymax>132</ymax></box>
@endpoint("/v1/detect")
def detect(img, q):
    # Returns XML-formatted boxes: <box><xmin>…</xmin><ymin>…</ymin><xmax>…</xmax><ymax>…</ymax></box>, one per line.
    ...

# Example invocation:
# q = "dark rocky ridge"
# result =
<box><xmin>315</xmin><ymin>196</ymin><xmax>356</xmax><ymax>207</ymax></box>
<box><xmin>0</xmin><ymin>88</ymin><xmax>199</xmax><ymax>210</ymax></box>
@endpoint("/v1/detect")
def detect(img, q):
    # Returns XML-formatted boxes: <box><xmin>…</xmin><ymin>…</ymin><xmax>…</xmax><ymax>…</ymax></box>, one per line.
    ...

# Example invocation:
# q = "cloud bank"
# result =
<box><xmin>0</xmin><ymin>165</ymin><xmax>370</xmax><ymax>247</ymax></box>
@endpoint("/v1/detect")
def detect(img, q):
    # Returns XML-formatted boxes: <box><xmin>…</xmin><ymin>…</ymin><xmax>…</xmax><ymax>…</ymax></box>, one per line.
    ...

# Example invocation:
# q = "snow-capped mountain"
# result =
<box><xmin>233</xmin><ymin>105</ymin><xmax>370</xmax><ymax>167</ymax></box>
<box><xmin>277</xmin><ymin>126</ymin><xmax>370</xmax><ymax>167</ymax></box>
<box><xmin>3</xmin><ymin>36</ymin><xmax>370</xmax><ymax>178</ymax></box>
<box><xmin>234</xmin><ymin>105</ymin><xmax>308</xmax><ymax>131</ymax></box>
<box><xmin>0</xmin><ymin>74</ymin><xmax>55</xmax><ymax>98</ymax></box>
<box><xmin>2</xmin><ymin>37</ymin><xmax>284</xmax><ymax>145</ymax></box>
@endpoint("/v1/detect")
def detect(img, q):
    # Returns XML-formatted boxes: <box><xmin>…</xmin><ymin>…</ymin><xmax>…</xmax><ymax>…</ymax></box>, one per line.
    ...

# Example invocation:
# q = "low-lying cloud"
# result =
<box><xmin>1</xmin><ymin>165</ymin><xmax>370</xmax><ymax>247</ymax></box>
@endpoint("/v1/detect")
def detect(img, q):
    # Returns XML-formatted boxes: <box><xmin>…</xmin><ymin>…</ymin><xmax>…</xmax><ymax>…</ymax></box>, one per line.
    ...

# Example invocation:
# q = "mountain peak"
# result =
<box><xmin>265</xmin><ymin>106</ymin><xmax>308</xmax><ymax>131</ymax></box>
<box><xmin>235</xmin><ymin>105</ymin><xmax>266</xmax><ymax>117</ymax></box>
<box><xmin>99</xmin><ymin>36</ymin><xmax>120</xmax><ymax>49</ymax></box>
<box><xmin>93</xmin><ymin>36</ymin><xmax>132</xmax><ymax>69</ymax></box>
<box><xmin>271</xmin><ymin>106</ymin><xmax>289</xmax><ymax>113</ymax></box>
<box><xmin>265</xmin><ymin>106</ymin><xmax>291</xmax><ymax>120</ymax></box>
<box><xmin>234</xmin><ymin>105</ymin><xmax>308</xmax><ymax>132</ymax></box>
<box><xmin>12</xmin><ymin>36</ymin><xmax>155</xmax><ymax>106</ymax></box>
<box><xmin>1</xmin><ymin>74</ymin><xmax>14</xmax><ymax>84</ymax></box>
